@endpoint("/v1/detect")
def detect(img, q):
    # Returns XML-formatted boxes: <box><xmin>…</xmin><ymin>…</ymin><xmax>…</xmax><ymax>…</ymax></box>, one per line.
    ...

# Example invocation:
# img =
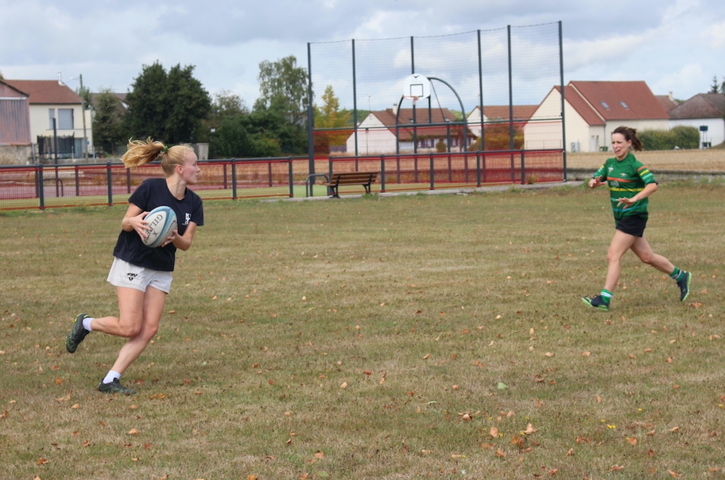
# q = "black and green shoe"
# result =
<box><xmin>66</xmin><ymin>313</ymin><xmax>90</xmax><ymax>353</ymax></box>
<box><xmin>676</xmin><ymin>271</ymin><xmax>691</xmax><ymax>302</ymax></box>
<box><xmin>98</xmin><ymin>379</ymin><xmax>136</xmax><ymax>395</ymax></box>
<box><xmin>582</xmin><ymin>295</ymin><xmax>609</xmax><ymax>311</ymax></box>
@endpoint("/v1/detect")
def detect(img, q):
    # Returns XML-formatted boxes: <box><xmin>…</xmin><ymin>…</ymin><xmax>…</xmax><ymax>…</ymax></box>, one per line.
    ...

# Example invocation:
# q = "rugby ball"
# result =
<box><xmin>143</xmin><ymin>206</ymin><xmax>177</xmax><ymax>248</ymax></box>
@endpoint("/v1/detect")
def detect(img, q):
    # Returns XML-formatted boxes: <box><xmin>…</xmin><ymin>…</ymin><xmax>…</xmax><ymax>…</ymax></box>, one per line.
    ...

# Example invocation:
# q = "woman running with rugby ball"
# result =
<box><xmin>66</xmin><ymin>138</ymin><xmax>204</xmax><ymax>394</ymax></box>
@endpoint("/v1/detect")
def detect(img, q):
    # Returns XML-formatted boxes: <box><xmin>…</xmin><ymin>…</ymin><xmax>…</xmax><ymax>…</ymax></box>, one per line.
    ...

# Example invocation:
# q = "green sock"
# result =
<box><xmin>600</xmin><ymin>289</ymin><xmax>612</xmax><ymax>304</ymax></box>
<box><xmin>669</xmin><ymin>267</ymin><xmax>682</xmax><ymax>281</ymax></box>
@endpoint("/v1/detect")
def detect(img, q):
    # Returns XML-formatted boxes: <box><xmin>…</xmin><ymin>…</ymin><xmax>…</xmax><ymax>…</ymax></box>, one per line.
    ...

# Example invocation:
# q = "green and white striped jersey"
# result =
<box><xmin>593</xmin><ymin>153</ymin><xmax>656</xmax><ymax>220</ymax></box>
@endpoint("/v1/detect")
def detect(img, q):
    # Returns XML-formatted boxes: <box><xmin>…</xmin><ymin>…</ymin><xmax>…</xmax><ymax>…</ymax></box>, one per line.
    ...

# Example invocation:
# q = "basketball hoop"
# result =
<box><xmin>402</xmin><ymin>74</ymin><xmax>431</xmax><ymax>102</ymax></box>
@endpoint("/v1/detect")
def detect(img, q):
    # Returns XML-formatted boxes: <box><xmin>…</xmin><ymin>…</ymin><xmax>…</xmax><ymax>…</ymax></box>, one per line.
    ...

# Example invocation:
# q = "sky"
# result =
<box><xmin>2</xmin><ymin>0</ymin><xmax>724</xmax><ymax>111</ymax></box>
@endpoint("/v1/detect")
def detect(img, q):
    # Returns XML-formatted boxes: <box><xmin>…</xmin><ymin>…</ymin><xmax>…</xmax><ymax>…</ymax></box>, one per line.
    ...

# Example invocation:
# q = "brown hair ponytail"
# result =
<box><xmin>612</xmin><ymin>126</ymin><xmax>643</xmax><ymax>151</ymax></box>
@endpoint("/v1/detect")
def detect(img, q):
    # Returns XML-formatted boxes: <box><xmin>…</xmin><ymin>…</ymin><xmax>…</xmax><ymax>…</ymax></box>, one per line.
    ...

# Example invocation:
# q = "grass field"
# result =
<box><xmin>1</xmin><ymin>181</ymin><xmax>724</xmax><ymax>479</ymax></box>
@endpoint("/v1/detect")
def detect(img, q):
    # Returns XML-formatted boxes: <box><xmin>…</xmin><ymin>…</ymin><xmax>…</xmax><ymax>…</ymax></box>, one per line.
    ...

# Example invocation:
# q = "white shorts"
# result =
<box><xmin>107</xmin><ymin>257</ymin><xmax>173</xmax><ymax>293</ymax></box>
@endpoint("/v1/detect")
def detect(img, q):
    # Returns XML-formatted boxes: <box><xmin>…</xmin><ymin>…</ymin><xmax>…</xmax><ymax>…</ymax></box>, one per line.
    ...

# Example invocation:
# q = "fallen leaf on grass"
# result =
<box><xmin>626</xmin><ymin>437</ymin><xmax>637</xmax><ymax>445</ymax></box>
<box><xmin>610</xmin><ymin>465</ymin><xmax>624</xmax><ymax>471</ymax></box>
<box><xmin>490</xmin><ymin>426</ymin><xmax>499</xmax><ymax>437</ymax></box>
<box><xmin>668</xmin><ymin>470</ymin><xmax>681</xmax><ymax>477</ymax></box>
<box><xmin>524</xmin><ymin>423</ymin><xmax>538</xmax><ymax>434</ymax></box>
<box><xmin>127</xmin><ymin>429</ymin><xmax>139</xmax><ymax>435</ymax></box>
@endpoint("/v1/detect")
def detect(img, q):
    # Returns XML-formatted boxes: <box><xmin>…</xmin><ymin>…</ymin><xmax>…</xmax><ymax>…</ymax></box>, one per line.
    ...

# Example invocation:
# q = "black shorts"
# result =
<box><xmin>616</xmin><ymin>215</ymin><xmax>648</xmax><ymax>237</ymax></box>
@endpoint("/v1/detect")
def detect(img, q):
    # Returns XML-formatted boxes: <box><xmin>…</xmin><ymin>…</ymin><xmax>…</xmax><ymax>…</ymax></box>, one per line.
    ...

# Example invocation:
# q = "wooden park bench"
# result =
<box><xmin>325</xmin><ymin>172</ymin><xmax>378</xmax><ymax>198</ymax></box>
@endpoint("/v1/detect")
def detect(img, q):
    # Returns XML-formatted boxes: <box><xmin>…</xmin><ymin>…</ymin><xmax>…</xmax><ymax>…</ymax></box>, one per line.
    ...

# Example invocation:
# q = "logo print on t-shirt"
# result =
<box><xmin>184</xmin><ymin>213</ymin><xmax>191</xmax><ymax>226</ymax></box>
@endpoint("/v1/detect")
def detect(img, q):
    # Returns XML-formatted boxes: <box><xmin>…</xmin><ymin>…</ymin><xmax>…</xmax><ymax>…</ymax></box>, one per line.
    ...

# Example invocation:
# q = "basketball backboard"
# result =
<box><xmin>402</xmin><ymin>73</ymin><xmax>431</xmax><ymax>100</ymax></box>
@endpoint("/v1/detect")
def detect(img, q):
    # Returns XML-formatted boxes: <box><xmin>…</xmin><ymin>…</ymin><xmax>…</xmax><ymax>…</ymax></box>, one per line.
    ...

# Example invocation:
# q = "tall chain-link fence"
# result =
<box><xmin>308</xmin><ymin>22</ymin><xmax>564</xmax><ymax>160</ymax></box>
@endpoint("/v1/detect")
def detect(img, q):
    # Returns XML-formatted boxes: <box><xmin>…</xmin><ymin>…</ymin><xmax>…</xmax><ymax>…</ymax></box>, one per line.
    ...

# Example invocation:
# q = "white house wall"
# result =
<box><xmin>669</xmin><ymin>118</ymin><xmax>725</xmax><ymax>148</ymax></box>
<box><xmin>524</xmin><ymin>88</ymin><xmax>672</xmax><ymax>153</ymax></box>
<box><xmin>524</xmin><ymin>90</ymin><xmax>566</xmax><ymax>150</ymax></box>
<box><xmin>346</xmin><ymin>115</ymin><xmax>397</xmax><ymax>155</ymax></box>
<box><xmin>466</xmin><ymin>107</ymin><xmax>486</xmax><ymax>138</ymax></box>
<box><xmin>29</xmin><ymin>104</ymin><xmax>93</xmax><ymax>152</ymax></box>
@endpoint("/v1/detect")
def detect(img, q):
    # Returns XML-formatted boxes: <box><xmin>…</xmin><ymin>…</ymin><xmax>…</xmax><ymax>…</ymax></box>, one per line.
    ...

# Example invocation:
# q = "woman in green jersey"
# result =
<box><xmin>582</xmin><ymin>126</ymin><xmax>691</xmax><ymax>311</ymax></box>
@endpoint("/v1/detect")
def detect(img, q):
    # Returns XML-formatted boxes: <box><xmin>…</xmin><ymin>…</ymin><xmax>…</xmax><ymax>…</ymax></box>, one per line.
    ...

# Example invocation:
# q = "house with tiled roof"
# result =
<box><xmin>668</xmin><ymin>93</ymin><xmax>725</xmax><ymax>148</ymax></box>
<box><xmin>656</xmin><ymin>93</ymin><xmax>680</xmax><ymax>114</ymax></box>
<box><xmin>2</xmin><ymin>78</ymin><xmax>93</xmax><ymax>159</ymax></box>
<box><xmin>345</xmin><ymin>106</ymin><xmax>474</xmax><ymax>155</ymax></box>
<box><xmin>524</xmin><ymin>81</ymin><xmax>669</xmax><ymax>153</ymax></box>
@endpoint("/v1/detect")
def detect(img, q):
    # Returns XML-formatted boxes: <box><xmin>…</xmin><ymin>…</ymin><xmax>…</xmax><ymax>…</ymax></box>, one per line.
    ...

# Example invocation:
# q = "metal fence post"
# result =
<box><xmin>75</xmin><ymin>165</ymin><xmax>80</xmax><ymax>196</ymax></box>
<box><xmin>37</xmin><ymin>164</ymin><xmax>45</xmax><ymax>209</ymax></box>
<box><xmin>288</xmin><ymin>158</ymin><xmax>294</xmax><ymax>197</ymax></box>
<box><xmin>429</xmin><ymin>153</ymin><xmax>435</xmax><ymax>190</ymax></box>
<box><xmin>520</xmin><ymin>150</ymin><xmax>526</xmax><ymax>185</ymax></box>
<box><xmin>106</xmin><ymin>162</ymin><xmax>113</xmax><ymax>205</ymax></box>
<box><xmin>380</xmin><ymin>155</ymin><xmax>386</xmax><ymax>193</ymax></box>
<box><xmin>231</xmin><ymin>158</ymin><xmax>237</xmax><ymax>200</ymax></box>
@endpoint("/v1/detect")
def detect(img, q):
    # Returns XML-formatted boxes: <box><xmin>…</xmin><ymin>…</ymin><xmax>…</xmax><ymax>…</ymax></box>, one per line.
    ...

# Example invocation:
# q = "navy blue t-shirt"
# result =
<box><xmin>113</xmin><ymin>178</ymin><xmax>204</xmax><ymax>272</ymax></box>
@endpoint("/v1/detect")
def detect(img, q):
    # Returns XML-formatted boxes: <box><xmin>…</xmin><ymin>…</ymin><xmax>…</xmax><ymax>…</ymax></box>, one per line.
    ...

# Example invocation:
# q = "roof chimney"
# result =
<box><xmin>392</xmin><ymin>103</ymin><xmax>398</xmax><ymax>115</ymax></box>
<box><xmin>58</xmin><ymin>72</ymin><xmax>65</xmax><ymax>85</ymax></box>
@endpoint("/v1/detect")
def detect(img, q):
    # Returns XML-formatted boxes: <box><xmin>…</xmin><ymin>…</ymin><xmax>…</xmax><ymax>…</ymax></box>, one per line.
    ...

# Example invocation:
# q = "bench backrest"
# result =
<box><xmin>330</xmin><ymin>172</ymin><xmax>377</xmax><ymax>184</ymax></box>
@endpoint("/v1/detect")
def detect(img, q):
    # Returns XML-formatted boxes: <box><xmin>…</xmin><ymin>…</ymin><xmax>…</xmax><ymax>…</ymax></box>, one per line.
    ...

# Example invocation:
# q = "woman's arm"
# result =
<box><xmin>617</xmin><ymin>182</ymin><xmax>658</xmax><ymax>208</ymax></box>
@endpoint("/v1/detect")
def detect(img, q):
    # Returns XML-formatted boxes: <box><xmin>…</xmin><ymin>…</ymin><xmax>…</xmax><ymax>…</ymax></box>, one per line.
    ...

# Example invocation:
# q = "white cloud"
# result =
<box><xmin>2</xmin><ymin>0</ymin><xmax>724</xmax><ymax>103</ymax></box>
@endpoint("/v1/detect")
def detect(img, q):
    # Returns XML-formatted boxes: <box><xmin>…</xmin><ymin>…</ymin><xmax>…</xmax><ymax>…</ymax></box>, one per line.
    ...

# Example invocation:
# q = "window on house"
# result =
<box><xmin>600</xmin><ymin>101</ymin><xmax>610</xmax><ymax>109</ymax></box>
<box><xmin>620</xmin><ymin>101</ymin><xmax>629</xmax><ymax>109</ymax></box>
<box><xmin>58</xmin><ymin>109</ymin><xmax>74</xmax><ymax>130</ymax></box>
<box><xmin>48</xmin><ymin>108</ymin><xmax>55</xmax><ymax>129</ymax></box>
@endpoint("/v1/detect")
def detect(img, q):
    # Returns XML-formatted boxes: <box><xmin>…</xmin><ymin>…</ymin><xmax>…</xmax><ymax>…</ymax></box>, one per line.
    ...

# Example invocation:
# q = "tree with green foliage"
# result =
<box><xmin>709</xmin><ymin>75</ymin><xmax>722</xmax><ymax>94</ymax></box>
<box><xmin>250</xmin><ymin>97</ymin><xmax>306</xmax><ymax>155</ymax></box>
<box><xmin>257</xmin><ymin>55</ymin><xmax>309</xmax><ymax>127</ymax></box>
<box><xmin>313</xmin><ymin>85</ymin><xmax>351</xmax><ymax>153</ymax></box>
<box><xmin>201</xmin><ymin>90</ymin><xmax>248</xmax><ymax>158</ymax></box>
<box><xmin>639</xmin><ymin>126</ymin><xmax>699</xmax><ymax>150</ymax></box>
<box><xmin>124</xmin><ymin>62</ymin><xmax>211</xmax><ymax>144</ymax></box>
<box><xmin>92</xmin><ymin>89</ymin><xmax>125</xmax><ymax>154</ymax></box>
